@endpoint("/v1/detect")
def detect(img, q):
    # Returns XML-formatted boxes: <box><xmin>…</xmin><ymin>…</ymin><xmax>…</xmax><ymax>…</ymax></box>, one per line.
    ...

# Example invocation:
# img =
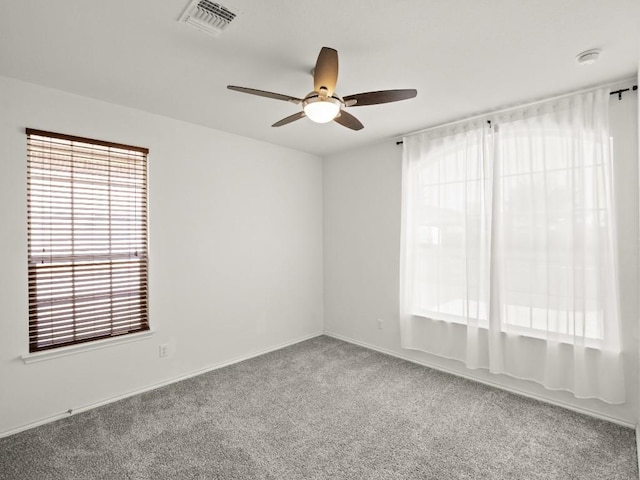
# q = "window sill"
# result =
<box><xmin>410</xmin><ymin>313</ymin><xmax>604</xmax><ymax>350</ymax></box>
<box><xmin>21</xmin><ymin>330</ymin><xmax>155</xmax><ymax>364</ymax></box>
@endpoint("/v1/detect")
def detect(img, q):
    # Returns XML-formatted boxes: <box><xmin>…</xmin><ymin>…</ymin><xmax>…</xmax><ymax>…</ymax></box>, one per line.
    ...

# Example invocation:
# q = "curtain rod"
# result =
<box><xmin>610</xmin><ymin>85</ymin><xmax>638</xmax><ymax>100</ymax></box>
<box><xmin>395</xmin><ymin>79</ymin><xmax>638</xmax><ymax>145</ymax></box>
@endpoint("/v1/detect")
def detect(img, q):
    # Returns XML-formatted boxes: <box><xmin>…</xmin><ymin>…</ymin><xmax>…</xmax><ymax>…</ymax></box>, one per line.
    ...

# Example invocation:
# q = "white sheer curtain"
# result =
<box><xmin>400</xmin><ymin>88</ymin><xmax>625</xmax><ymax>403</ymax></box>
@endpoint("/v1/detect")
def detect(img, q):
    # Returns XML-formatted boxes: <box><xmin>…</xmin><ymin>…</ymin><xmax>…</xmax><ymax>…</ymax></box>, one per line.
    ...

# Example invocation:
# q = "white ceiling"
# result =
<box><xmin>0</xmin><ymin>0</ymin><xmax>638</xmax><ymax>157</ymax></box>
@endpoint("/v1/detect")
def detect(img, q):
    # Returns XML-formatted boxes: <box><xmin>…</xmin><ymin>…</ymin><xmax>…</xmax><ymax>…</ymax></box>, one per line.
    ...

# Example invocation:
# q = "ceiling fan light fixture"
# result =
<box><xmin>303</xmin><ymin>96</ymin><xmax>341</xmax><ymax>123</ymax></box>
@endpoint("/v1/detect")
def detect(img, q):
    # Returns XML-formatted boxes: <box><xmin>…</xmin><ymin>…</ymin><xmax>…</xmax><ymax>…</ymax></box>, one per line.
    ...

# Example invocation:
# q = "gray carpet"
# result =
<box><xmin>0</xmin><ymin>335</ymin><xmax>637</xmax><ymax>479</ymax></box>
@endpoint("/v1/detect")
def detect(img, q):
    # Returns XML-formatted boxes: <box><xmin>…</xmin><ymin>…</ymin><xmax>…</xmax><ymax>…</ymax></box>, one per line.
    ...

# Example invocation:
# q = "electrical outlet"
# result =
<box><xmin>159</xmin><ymin>344</ymin><xmax>168</xmax><ymax>357</ymax></box>
<box><xmin>377</xmin><ymin>319</ymin><xmax>384</xmax><ymax>330</ymax></box>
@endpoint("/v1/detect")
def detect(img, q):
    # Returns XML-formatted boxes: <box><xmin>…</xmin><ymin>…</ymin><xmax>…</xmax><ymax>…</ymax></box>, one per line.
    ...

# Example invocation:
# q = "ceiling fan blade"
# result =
<box><xmin>227</xmin><ymin>85</ymin><xmax>302</xmax><ymax>104</ymax></box>
<box><xmin>343</xmin><ymin>89</ymin><xmax>417</xmax><ymax>107</ymax></box>
<box><xmin>314</xmin><ymin>47</ymin><xmax>338</xmax><ymax>96</ymax></box>
<box><xmin>272</xmin><ymin>111</ymin><xmax>306</xmax><ymax>127</ymax></box>
<box><xmin>334</xmin><ymin>110</ymin><xmax>364</xmax><ymax>131</ymax></box>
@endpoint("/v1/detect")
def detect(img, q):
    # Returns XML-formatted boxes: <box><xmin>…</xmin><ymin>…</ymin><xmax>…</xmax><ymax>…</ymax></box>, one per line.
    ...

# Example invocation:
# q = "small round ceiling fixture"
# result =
<box><xmin>576</xmin><ymin>49</ymin><xmax>601</xmax><ymax>66</ymax></box>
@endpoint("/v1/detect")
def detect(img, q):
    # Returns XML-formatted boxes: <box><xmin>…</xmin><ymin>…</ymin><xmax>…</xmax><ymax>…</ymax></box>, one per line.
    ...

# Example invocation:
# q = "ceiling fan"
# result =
<box><xmin>227</xmin><ymin>47</ymin><xmax>417</xmax><ymax>131</ymax></box>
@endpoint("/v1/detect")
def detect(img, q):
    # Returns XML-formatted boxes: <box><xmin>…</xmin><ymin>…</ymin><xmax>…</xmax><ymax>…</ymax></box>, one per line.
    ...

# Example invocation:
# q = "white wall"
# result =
<box><xmin>0</xmin><ymin>76</ymin><xmax>323</xmax><ymax>435</ymax></box>
<box><xmin>637</xmin><ymin>68</ymin><xmax>640</xmax><ymax>446</ymax></box>
<box><xmin>324</xmin><ymin>91</ymin><xmax>639</xmax><ymax>425</ymax></box>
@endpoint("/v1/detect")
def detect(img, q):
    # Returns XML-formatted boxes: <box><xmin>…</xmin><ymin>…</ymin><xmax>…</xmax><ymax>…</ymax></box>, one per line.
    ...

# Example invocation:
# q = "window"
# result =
<box><xmin>27</xmin><ymin>129</ymin><xmax>149</xmax><ymax>352</ymax></box>
<box><xmin>494</xmin><ymin>119</ymin><xmax>609</xmax><ymax>342</ymax></box>
<box><xmin>405</xmin><ymin>122</ymin><xmax>490</xmax><ymax>327</ymax></box>
<box><xmin>402</xmin><ymin>91</ymin><xmax>618</xmax><ymax>346</ymax></box>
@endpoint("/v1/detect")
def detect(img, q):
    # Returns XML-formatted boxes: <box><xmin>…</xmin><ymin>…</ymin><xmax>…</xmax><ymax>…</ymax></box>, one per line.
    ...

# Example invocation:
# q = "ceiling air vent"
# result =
<box><xmin>179</xmin><ymin>0</ymin><xmax>238</xmax><ymax>37</ymax></box>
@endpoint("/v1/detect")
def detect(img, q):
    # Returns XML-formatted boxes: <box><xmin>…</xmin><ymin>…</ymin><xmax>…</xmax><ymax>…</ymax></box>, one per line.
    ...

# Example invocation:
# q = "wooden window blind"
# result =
<box><xmin>26</xmin><ymin>128</ymin><xmax>149</xmax><ymax>352</ymax></box>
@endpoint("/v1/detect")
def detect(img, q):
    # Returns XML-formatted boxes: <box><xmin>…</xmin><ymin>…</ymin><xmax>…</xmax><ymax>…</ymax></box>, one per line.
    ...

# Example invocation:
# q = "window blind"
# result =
<box><xmin>27</xmin><ymin>128</ymin><xmax>149</xmax><ymax>352</ymax></box>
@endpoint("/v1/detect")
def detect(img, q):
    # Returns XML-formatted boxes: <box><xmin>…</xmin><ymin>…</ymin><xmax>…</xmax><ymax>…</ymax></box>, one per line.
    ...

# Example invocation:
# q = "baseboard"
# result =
<box><xmin>324</xmin><ymin>331</ymin><xmax>636</xmax><ymax>429</ymax></box>
<box><xmin>0</xmin><ymin>331</ymin><xmax>324</xmax><ymax>439</ymax></box>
